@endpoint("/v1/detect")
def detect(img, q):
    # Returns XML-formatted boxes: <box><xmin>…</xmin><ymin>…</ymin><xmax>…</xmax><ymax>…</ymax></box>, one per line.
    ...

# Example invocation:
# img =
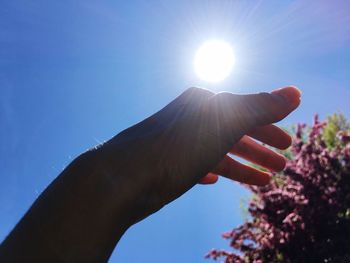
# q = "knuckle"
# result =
<box><xmin>211</xmin><ymin>92</ymin><xmax>231</xmax><ymax>102</ymax></box>
<box><xmin>184</xmin><ymin>87</ymin><xmax>214</xmax><ymax>98</ymax></box>
<box><xmin>210</xmin><ymin>92</ymin><xmax>241</xmax><ymax>108</ymax></box>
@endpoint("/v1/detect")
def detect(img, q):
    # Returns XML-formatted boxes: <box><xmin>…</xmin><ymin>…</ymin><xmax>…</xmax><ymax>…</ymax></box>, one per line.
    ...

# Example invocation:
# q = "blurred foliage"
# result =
<box><xmin>323</xmin><ymin>113</ymin><xmax>350</xmax><ymax>149</ymax></box>
<box><xmin>207</xmin><ymin>114</ymin><xmax>350</xmax><ymax>263</ymax></box>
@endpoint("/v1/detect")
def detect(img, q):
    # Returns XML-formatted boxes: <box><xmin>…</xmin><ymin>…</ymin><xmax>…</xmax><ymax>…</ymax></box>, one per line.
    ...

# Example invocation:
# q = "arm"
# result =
<box><xmin>0</xmin><ymin>86</ymin><xmax>301</xmax><ymax>262</ymax></box>
<box><xmin>0</xmin><ymin>150</ymin><xmax>131</xmax><ymax>262</ymax></box>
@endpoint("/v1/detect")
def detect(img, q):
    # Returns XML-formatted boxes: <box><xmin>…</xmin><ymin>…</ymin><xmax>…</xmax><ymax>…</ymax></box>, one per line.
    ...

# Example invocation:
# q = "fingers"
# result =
<box><xmin>199</xmin><ymin>124</ymin><xmax>290</xmax><ymax>185</ymax></box>
<box><xmin>248</xmin><ymin>124</ymin><xmax>292</xmax><ymax>150</ymax></box>
<box><xmin>196</xmin><ymin>86</ymin><xmax>298</xmax><ymax>186</ymax></box>
<box><xmin>230</xmin><ymin>136</ymin><xmax>286</xmax><ymax>172</ymax></box>
<box><xmin>204</xmin><ymin>86</ymin><xmax>301</xmax><ymax>136</ymax></box>
<box><xmin>212</xmin><ymin>155</ymin><xmax>271</xmax><ymax>186</ymax></box>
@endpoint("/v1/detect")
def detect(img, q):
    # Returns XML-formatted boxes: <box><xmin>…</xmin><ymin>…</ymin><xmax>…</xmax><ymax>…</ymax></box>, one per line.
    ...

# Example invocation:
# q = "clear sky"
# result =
<box><xmin>1</xmin><ymin>1</ymin><xmax>350</xmax><ymax>262</ymax></box>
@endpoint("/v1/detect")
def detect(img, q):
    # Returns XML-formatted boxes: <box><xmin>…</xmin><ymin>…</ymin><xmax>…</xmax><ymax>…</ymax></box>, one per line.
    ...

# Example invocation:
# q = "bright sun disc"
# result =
<box><xmin>194</xmin><ymin>40</ymin><xmax>235</xmax><ymax>82</ymax></box>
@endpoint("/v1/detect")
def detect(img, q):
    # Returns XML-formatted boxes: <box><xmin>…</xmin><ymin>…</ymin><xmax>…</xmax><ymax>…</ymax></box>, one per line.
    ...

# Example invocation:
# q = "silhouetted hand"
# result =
<box><xmin>96</xmin><ymin>86</ymin><xmax>301</xmax><ymax>224</ymax></box>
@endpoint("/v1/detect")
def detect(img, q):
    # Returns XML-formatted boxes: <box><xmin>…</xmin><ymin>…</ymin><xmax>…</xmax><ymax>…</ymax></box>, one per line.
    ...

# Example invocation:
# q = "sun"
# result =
<box><xmin>194</xmin><ymin>40</ymin><xmax>235</xmax><ymax>83</ymax></box>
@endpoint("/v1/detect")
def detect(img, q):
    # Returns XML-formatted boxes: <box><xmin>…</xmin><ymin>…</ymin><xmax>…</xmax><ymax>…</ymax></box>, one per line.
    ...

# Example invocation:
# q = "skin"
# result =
<box><xmin>0</xmin><ymin>86</ymin><xmax>301</xmax><ymax>262</ymax></box>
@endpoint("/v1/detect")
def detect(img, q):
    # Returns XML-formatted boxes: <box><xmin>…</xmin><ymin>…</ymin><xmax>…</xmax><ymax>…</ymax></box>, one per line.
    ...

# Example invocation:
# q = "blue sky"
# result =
<box><xmin>1</xmin><ymin>1</ymin><xmax>350</xmax><ymax>262</ymax></box>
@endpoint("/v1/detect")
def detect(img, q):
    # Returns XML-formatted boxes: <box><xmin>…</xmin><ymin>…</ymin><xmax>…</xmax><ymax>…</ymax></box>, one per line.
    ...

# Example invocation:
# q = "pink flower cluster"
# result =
<box><xmin>207</xmin><ymin>116</ymin><xmax>350</xmax><ymax>262</ymax></box>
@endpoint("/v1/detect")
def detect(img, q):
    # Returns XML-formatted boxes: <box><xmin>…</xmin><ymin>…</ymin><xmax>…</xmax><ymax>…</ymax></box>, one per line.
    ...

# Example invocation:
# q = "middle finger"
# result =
<box><xmin>230</xmin><ymin>136</ymin><xmax>286</xmax><ymax>172</ymax></box>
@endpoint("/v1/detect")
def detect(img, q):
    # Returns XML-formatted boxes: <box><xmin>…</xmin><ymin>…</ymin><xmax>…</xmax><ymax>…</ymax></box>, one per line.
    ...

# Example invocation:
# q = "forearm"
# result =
<box><xmin>0</xmin><ymin>150</ymin><xmax>132</xmax><ymax>263</ymax></box>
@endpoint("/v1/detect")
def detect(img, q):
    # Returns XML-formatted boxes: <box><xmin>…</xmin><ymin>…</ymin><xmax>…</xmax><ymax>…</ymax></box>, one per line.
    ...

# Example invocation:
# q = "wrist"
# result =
<box><xmin>94</xmin><ymin>136</ymin><xmax>167</xmax><ymax>226</ymax></box>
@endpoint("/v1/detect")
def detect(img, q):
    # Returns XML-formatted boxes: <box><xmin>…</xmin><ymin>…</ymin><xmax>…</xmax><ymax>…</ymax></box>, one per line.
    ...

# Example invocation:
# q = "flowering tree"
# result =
<box><xmin>207</xmin><ymin>114</ymin><xmax>350</xmax><ymax>263</ymax></box>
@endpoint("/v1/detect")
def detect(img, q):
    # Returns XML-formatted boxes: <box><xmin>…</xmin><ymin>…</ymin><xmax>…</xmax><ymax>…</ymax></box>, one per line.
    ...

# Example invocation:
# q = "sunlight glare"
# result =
<box><xmin>194</xmin><ymin>40</ymin><xmax>235</xmax><ymax>83</ymax></box>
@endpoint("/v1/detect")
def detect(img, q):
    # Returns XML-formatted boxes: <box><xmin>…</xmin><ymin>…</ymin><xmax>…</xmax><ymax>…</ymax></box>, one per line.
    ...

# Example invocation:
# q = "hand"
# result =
<box><xmin>96</xmin><ymin>86</ymin><xmax>301</xmax><ymax>225</ymax></box>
